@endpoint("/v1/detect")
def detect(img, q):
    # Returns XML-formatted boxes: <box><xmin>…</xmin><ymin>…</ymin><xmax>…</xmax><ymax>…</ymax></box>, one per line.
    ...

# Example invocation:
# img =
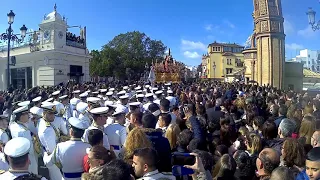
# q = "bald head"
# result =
<box><xmin>312</xmin><ymin>131</ymin><xmax>320</xmax><ymax>148</ymax></box>
<box><xmin>257</xmin><ymin>148</ymin><xmax>280</xmax><ymax>175</ymax></box>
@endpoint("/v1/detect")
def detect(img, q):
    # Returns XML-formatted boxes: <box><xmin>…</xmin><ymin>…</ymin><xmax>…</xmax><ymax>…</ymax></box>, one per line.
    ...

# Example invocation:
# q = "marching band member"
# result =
<box><xmin>70</xmin><ymin>98</ymin><xmax>81</xmax><ymax>118</ymax></box>
<box><xmin>82</xmin><ymin>107</ymin><xmax>111</xmax><ymax>150</ymax></box>
<box><xmin>87</xmin><ymin>97</ymin><xmax>101</xmax><ymax>111</ymax></box>
<box><xmin>9</xmin><ymin>106</ymin><xmax>38</xmax><ymax>174</ymax></box>
<box><xmin>38</xmin><ymin>102</ymin><xmax>63</xmax><ymax>180</ymax></box>
<box><xmin>77</xmin><ymin>102</ymin><xmax>92</xmax><ymax>127</ymax></box>
<box><xmin>0</xmin><ymin>115</ymin><xmax>10</xmax><ymax>171</ymax></box>
<box><xmin>154</xmin><ymin>90</ymin><xmax>163</xmax><ymax>105</ymax></box>
<box><xmin>117</xmin><ymin>95</ymin><xmax>129</xmax><ymax>114</ymax></box>
<box><xmin>60</xmin><ymin>95</ymin><xmax>72</xmax><ymax>122</ymax></box>
<box><xmin>79</xmin><ymin>92</ymin><xmax>88</xmax><ymax>102</ymax></box>
<box><xmin>105</xmin><ymin>106</ymin><xmax>127</xmax><ymax>157</ymax></box>
<box><xmin>143</xmin><ymin>93</ymin><xmax>154</xmax><ymax>112</ymax></box>
<box><xmin>44</xmin><ymin>117</ymin><xmax>91</xmax><ymax>180</ymax></box>
<box><xmin>0</xmin><ymin>137</ymin><xmax>46</xmax><ymax>179</ymax></box>
<box><xmin>32</xmin><ymin>96</ymin><xmax>42</xmax><ymax>108</ymax></box>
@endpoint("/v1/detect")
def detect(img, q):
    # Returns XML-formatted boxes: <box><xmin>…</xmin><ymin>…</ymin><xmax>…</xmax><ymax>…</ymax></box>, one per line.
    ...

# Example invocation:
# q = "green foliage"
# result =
<box><xmin>89</xmin><ymin>31</ymin><xmax>167</xmax><ymax>80</ymax></box>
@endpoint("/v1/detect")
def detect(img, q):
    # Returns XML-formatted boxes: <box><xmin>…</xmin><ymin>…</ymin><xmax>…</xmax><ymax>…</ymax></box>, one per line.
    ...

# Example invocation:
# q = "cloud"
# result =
<box><xmin>285</xmin><ymin>43</ymin><xmax>304</xmax><ymax>50</ymax></box>
<box><xmin>298</xmin><ymin>26</ymin><xmax>317</xmax><ymax>38</ymax></box>
<box><xmin>183</xmin><ymin>51</ymin><xmax>201</xmax><ymax>59</ymax></box>
<box><xmin>165</xmin><ymin>49</ymin><xmax>169</xmax><ymax>54</ymax></box>
<box><xmin>205</xmin><ymin>24</ymin><xmax>213</xmax><ymax>31</ymax></box>
<box><xmin>181</xmin><ymin>39</ymin><xmax>207</xmax><ymax>51</ymax></box>
<box><xmin>284</xmin><ymin>19</ymin><xmax>294</xmax><ymax>35</ymax></box>
<box><xmin>224</xmin><ymin>20</ymin><xmax>235</xmax><ymax>29</ymax></box>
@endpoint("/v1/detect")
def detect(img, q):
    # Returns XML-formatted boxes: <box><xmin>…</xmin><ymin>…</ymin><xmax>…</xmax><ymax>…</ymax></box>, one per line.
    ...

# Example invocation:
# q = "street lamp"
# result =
<box><xmin>0</xmin><ymin>10</ymin><xmax>27</xmax><ymax>89</ymax></box>
<box><xmin>306</xmin><ymin>7</ymin><xmax>320</xmax><ymax>31</ymax></box>
<box><xmin>212</xmin><ymin>62</ymin><xmax>216</xmax><ymax>80</ymax></box>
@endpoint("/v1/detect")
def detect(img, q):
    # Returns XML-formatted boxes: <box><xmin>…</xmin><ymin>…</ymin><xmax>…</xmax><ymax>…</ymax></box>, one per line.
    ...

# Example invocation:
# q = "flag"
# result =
<box><xmin>148</xmin><ymin>66</ymin><xmax>155</xmax><ymax>83</ymax></box>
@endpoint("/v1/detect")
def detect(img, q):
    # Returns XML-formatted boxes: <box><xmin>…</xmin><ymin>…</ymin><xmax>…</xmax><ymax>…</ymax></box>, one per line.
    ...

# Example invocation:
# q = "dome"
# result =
<box><xmin>45</xmin><ymin>11</ymin><xmax>62</xmax><ymax>21</ymax></box>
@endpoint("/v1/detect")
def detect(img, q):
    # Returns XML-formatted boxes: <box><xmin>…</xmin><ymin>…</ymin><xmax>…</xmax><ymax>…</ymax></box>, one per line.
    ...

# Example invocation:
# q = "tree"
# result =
<box><xmin>90</xmin><ymin>31</ymin><xmax>167</xmax><ymax>80</ymax></box>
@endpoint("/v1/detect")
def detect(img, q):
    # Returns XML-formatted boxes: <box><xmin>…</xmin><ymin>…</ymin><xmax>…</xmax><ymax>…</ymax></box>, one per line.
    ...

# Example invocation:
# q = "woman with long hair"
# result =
<box><xmin>299</xmin><ymin>115</ymin><xmax>316</xmax><ymax>145</ymax></box>
<box><xmin>165</xmin><ymin>124</ymin><xmax>181</xmax><ymax>150</ymax></box>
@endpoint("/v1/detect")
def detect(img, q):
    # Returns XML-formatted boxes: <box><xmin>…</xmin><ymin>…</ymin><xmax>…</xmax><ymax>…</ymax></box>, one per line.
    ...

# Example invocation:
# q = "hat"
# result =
<box><xmin>136</xmin><ymin>94</ymin><xmax>144</xmax><ymax>98</ymax></box>
<box><xmin>109</xmin><ymin>88</ymin><xmax>115</xmax><ymax>92</ymax></box>
<box><xmin>167</xmin><ymin>90</ymin><xmax>173</xmax><ymax>94</ymax></box>
<box><xmin>119</xmin><ymin>95</ymin><xmax>129</xmax><ymax>99</ymax></box>
<box><xmin>59</xmin><ymin>95</ymin><xmax>68</xmax><ymax>100</ymax></box>
<box><xmin>129</xmin><ymin>102</ymin><xmax>141</xmax><ymax>107</ymax></box>
<box><xmin>106</xmin><ymin>92</ymin><xmax>113</xmax><ymax>96</ymax></box>
<box><xmin>41</xmin><ymin>102</ymin><xmax>57</xmax><ymax>113</ymax></box>
<box><xmin>90</xmin><ymin>107</ymin><xmax>109</xmax><ymax>115</ymax></box>
<box><xmin>165</xmin><ymin>82</ymin><xmax>172</xmax><ymax>86</ymax></box>
<box><xmin>100</xmin><ymin>89</ymin><xmax>107</xmax><ymax>93</ymax></box>
<box><xmin>145</xmin><ymin>93</ymin><xmax>154</xmax><ymax>98</ymax></box>
<box><xmin>52</xmin><ymin>91</ymin><xmax>61</xmax><ymax>96</ymax></box>
<box><xmin>86</xmin><ymin>90</ymin><xmax>91</xmax><ymax>93</ymax></box>
<box><xmin>135</xmin><ymin>86</ymin><xmax>141</xmax><ymax>90</ymax></box>
<box><xmin>152</xmin><ymin>87</ymin><xmax>158</xmax><ymax>91</ymax></box>
<box><xmin>70</xmin><ymin>98</ymin><xmax>81</xmax><ymax>106</ymax></box>
<box><xmin>145</xmin><ymin>85</ymin><xmax>150</xmax><ymax>88</ymax></box>
<box><xmin>104</xmin><ymin>101</ymin><xmax>117</xmax><ymax>108</ymax></box>
<box><xmin>136</xmin><ymin>90</ymin><xmax>143</xmax><ymax>94</ymax></box>
<box><xmin>44</xmin><ymin>98</ymin><xmax>54</xmax><ymax>103</ymax></box>
<box><xmin>13</xmin><ymin>106</ymin><xmax>29</xmax><ymax>114</ymax></box>
<box><xmin>117</xmin><ymin>91</ymin><xmax>126</xmax><ymax>96</ymax></box>
<box><xmin>52</xmin><ymin>101</ymin><xmax>65</xmax><ymax>115</ymax></box>
<box><xmin>29</xmin><ymin>107</ymin><xmax>43</xmax><ymax>117</ymax></box>
<box><xmin>92</xmin><ymin>91</ymin><xmax>99</xmax><ymax>95</ymax></box>
<box><xmin>155</xmin><ymin>90</ymin><xmax>163</xmax><ymax>95</ymax></box>
<box><xmin>68</xmin><ymin>117</ymin><xmax>89</xmax><ymax>130</ymax></box>
<box><xmin>4</xmin><ymin>137</ymin><xmax>30</xmax><ymax>157</ymax></box>
<box><xmin>112</xmin><ymin>106</ymin><xmax>127</xmax><ymax>116</ymax></box>
<box><xmin>87</xmin><ymin>97</ymin><xmax>101</xmax><ymax>104</ymax></box>
<box><xmin>73</xmin><ymin>90</ymin><xmax>81</xmax><ymax>94</ymax></box>
<box><xmin>18</xmin><ymin>101</ymin><xmax>30</xmax><ymax>107</ymax></box>
<box><xmin>79</xmin><ymin>92</ymin><xmax>88</xmax><ymax>98</ymax></box>
<box><xmin>32</xmin><ymin>96</ymin><xmax>42</xmax><ymax>102</ymax></box>
<box><xmin>76</xmin><ymin>102</ymin><xmax>88</xmax><ymax>114</ymax></box>
<box><xmin>123</xmin><ymin>86</ymin><xmax>129</xmax><ymax>90</ymax></box>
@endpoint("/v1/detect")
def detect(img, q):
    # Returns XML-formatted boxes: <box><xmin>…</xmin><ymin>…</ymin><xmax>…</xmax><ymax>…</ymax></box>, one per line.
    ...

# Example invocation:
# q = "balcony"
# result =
<box><xmin>66</xmin><ymin>32</ymin><xmax>86</xmax><ymax>49</ymax></box>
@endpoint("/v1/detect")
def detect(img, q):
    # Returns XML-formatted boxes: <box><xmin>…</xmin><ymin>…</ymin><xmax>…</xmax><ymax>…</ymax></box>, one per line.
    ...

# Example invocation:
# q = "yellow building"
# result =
<box><xmin>202</xmin><ymin>41</ymin><xmax>245</xmax><ymax>81</ymax></box>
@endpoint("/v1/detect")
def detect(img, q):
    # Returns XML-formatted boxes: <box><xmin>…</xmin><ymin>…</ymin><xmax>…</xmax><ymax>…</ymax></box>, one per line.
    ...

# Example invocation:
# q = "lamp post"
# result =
<box><xmin>306</xmin><ymin>7</ymin><xmax>320</xmax><ymax>31</ymax></box>
<box><xmin>0</xmin><ymin>10</ymin><xmax>27</xmax><ymax>90</ymax></box>
<box><xmin>212</xmin><ymin>62</ymin><xmax>216</xmax><ymax>80</ymax></box>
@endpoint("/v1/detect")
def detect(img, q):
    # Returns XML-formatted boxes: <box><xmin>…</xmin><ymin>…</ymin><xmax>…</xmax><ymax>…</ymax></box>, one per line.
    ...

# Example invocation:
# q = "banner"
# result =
<box><xmin>148</xmin><ymin>66</ymin><xmax>155</xmax><ymax>83</ymax></box>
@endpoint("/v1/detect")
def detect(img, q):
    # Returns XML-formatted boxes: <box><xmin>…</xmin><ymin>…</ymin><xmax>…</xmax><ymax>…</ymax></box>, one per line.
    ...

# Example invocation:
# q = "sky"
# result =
<box><xmin>0</xmin><ymin>0</ymin><xmax>319</xmax><ymax>67</ymax></box>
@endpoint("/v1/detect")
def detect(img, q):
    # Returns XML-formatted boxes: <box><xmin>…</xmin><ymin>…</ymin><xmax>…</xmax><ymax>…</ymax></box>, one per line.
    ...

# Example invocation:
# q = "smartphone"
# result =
<box><xmin>171</xmin><ymin>152</ymin><xmax>196</xmax><ymax>166</ymax></box>
<box><xmin>172</xmin><ymin>165</ymin><xmax>194</xmax><ymax>176</ymax></box>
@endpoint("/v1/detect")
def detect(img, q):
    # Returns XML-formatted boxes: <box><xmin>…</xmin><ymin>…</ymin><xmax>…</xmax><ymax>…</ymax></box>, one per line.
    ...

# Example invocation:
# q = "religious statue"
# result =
<box><xmin>32</xmin><ymin>31</ymin><xmax>38</xmax><ymax>44</ymax></box>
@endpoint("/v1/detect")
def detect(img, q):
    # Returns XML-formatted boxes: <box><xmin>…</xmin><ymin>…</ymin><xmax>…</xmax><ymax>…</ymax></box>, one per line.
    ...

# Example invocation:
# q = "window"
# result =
<box><xmin>218</xmin><ymin>47</ymin><xmax>220</xmax><ymax>51</ymax></box>
<box><xmin>308</xmin><ymin>54</ymin><xmax>311</xmax><ymax>58</ymax></box>
<box><xmin>226</xmin><ymin>68</ymin><xmax>233</xmax><ymax>74</ymax></box>
<box><xmin>226</xmin><ymin>59</ymin><xmax>232</xmax><ymax>65</ymax></box>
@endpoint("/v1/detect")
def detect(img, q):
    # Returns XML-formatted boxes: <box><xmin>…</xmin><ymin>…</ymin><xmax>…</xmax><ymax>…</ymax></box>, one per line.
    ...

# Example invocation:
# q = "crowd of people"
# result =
<box><xmin>0</xmin><ymin>81</ymin><xmax>319</xmax><ymax>180</ymax></box>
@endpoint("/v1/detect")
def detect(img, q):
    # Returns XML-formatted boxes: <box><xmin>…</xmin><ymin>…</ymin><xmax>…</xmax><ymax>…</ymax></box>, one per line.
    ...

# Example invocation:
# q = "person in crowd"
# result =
<box><xmin>212</xmin><ymin>154</ymin><xmax>237</xmax><ymax>180</ymax></box>
<box><xmin>165</xmin><ymin>123</ymin><xmax>181</xmax><ymax>150</ymax></box>
<box><xmin>233</xmin><ymin>150</ymin><xmax>255</xmax><ymax>180</ymax></box>
<box><xmin>132</xmin><ymin>147</ymin><xmax>175</xmax><ymax>179</ymax></box>
<box><xmin>311</xmin><ymin>130</ymin><xmax>320</xmax><ymax>148</ymax></box>
<box><xmin>44</xmin><ymin>117</ymin><xmax>91</xmax><ymax>180</ymax></box>
<box><xmin>83</xmin><ymin>129</ymin><xmax>103</xmax><ymax>173</ymax></box>
<box><xmin>270</xmin><ymin>166</ymin><xmax>296</xmax><ymax>180</ymax></box>
<box><xmin>274</xmin><ymin>105</ymin><xmax>287</xmax><ymax>127</ymax></box>
<box><xmin>305</xmin><ymin>147</ymin><xmax>320</xmax><ymax>180</ymax></box>
<box><xmin>157</xmin><ymin>113</ymin><xmax>172</xmax><ymax>135</ymax></box>
<box><xmin>87</xmin><ymin>145</ymin><xmax>115</xmax><ymax>173</ymax></box>
<box><xmin>253</xmin><ymin>116</ymin><xmax>264</xmax><ymax>137</ymax></box>
<box><xmin>256</xmin><ymin>148</ymin><xmax>280</xmax><ymax>180</ymax></box>
<box><xmin>0</xmin><ymin>137</ymin><xmax>46</xmax><ymax>179</ymax></box>
<box><xmin>9</xmin><ymin>106</ymin><xmax>38</xmax><ymax>174</ymax></box>
<box><xmin>299</xmin><ymin>115</ymin><xmax>316</xmax><ymax>145</ymax></box>
<box><xmin>102</xmin><ymin>159</ymin><xmax>134</xmax><ymax>180</ymax></box>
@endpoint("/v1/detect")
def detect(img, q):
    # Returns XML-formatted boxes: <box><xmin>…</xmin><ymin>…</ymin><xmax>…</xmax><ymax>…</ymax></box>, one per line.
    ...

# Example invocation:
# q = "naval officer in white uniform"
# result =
<box><xmin>44</xmin><ymin>117</ymin><xmax>91</xmax><ymax>180</ymax></box>
<box><xmin>0</xmin><ymin>137</ymin><xmax>46</xmax><ymax>179</ymax></box>
<box><xmin>9</xmin><ymin>106</ymin><xmax>38</xmax><ymax>174</ymax></box>
<box><xmin>82</xmin><ymin>107</ymin><xmax>111</xmax><ymax>150</ymax></box>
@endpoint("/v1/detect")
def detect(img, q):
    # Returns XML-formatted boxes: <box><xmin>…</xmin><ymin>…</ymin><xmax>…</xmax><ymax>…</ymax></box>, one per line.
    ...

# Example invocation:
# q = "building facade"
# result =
<box><xmin>0</xmin><ymin>5</ymin><xmax>91</xmax><ymax>90</ymax></box>
<box><xmin>288</xmin><ymin>49</ymin><xmax>320</xmax><ymax>73</ymax></box>
<box><xmin>202</xmin><ymin>41</ymin><xmax>245</xmax><ymax>81</ymax></box>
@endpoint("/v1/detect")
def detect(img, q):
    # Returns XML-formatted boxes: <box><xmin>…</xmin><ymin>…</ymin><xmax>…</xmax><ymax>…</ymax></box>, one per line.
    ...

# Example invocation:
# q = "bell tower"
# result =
<box><xmin>253</xmin><ymin>0</ymin><xmax>285</xmax><ymax>88</ymax></box>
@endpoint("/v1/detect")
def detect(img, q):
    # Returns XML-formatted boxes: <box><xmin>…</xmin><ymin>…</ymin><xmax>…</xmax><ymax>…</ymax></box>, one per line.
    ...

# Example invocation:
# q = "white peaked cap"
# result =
<box><xmin>13</xmin><ymin>106</ymin><xmax>29</xmax><ymax>114</ymax></box>
<box><xmin>52</xmin><ymin>90</ymin><xmax>61</xmax><ymax>96</ymax></box>
<box><xmin>4</xmin><ymin>137</ymin><xmax>31</xmax><ymax>157</ymax></box>
<box><xmin>106</xmin><ymin>92</ymin><xmax>113</xmax><ymax>96</ymax></box>
<box><xmin>70</xmin><ymin>98</ymin><xmax>81</xmax><ymax>106</ymax></box>
<box><xmin>32</xmin><ymin>96</ymin><xmax>42</xmax><ymax>102</ymax></box>
<box><xmin>68</xmin><ymin>117</ymin><xmax>89</xmax><ymax>130</ymax></box>
<box><xmin>90</xmin><ymin>107</ymin><xmax>109</xmax><ymax>115</ymax></box>
<box><xmin>76</xmin><ymin>102</ymin><xmax>89</xmax><ymax>113</ymax></box>
<box><xmin>18</xmin><ymin>101</ymin><xmax>30</xmax><ymax>107</ymax></box>
<box><xmin>79</xmin><ymin>92</ymin><xmax>88</xmax><ymax>98</ymax></box>
<box><xmin>112</xmin><ymin>106</ymin><xmax>127</xmax><ymax>116</ymax></box>
<box><xmin>129</xmin><ymin>102</ymin><xmax>141</xmax><ymax>106</ymax></box>
<box><xmin>100</xmin><ymin>89</ymin><xmax>108</xmax><ymax>93</ymax></box>
<box><xmin>145</xmin><ymin>93</ymin><xmax>154</xmax><ymax>98</ymax></box>
<box><xmin>136</xmin><ymin>94</ymin><xmax>145</xmax><ymax>98</ymax></box>
<box><xmin>155</xmin><ymin>90</ymin><xmax>163</xmax><ymax>95</ymax></box>
<box><xmin>119</xmin><ymin>95</ymin><xmax>129</xmax><ymax>99</ymax></box>
<box><xmin>87</xmin><ymin>97</ymin><xmax>101</xmax><ymax>104</ymax></box>
<box><xmin>29</xmin><ymin>107</ymin><xmax>43</xmax><ymax>117</ymax></box>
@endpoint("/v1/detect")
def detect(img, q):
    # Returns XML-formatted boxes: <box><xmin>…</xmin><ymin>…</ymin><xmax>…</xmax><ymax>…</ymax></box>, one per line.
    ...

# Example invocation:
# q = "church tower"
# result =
<box><xmin>253</xmin><ymin>0</ymin><xmax>285</xmax><ymax>88</ymax></box>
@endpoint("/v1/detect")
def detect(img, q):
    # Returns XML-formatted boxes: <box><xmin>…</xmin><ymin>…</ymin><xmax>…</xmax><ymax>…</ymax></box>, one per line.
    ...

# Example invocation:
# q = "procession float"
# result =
<box><xmin>150</xmin><ymin>49</ymin><xmax>183</xmax><ymax>83</ymax></box>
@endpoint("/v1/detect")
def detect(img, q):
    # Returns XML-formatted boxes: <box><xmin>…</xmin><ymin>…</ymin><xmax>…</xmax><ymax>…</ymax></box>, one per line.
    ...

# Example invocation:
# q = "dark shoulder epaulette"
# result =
<box><xmin>13</xmin><ymin>173</ymin><xmax>43</xmax><ymax>180</ymax></box>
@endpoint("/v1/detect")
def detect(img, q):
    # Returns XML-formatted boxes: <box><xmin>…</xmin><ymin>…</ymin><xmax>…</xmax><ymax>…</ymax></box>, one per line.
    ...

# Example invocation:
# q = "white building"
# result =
<box><xmin>288</xmin><ymin>49</ymin><xmax>320</xmax><ymax>73</ymax></box>
<box><xmin>0</xmin><ymin>5</ymin><xmax>91</xmax><ymax>90</ymax></box>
